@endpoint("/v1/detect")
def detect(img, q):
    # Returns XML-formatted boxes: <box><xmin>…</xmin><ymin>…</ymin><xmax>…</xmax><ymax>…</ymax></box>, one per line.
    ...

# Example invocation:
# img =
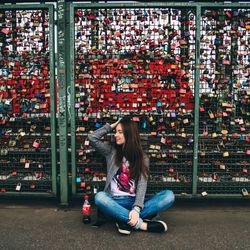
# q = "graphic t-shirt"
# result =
<box><xmin>110</xmin><ymin>157</ymin><xmax>136</xmax><ymax>197</ymax></box>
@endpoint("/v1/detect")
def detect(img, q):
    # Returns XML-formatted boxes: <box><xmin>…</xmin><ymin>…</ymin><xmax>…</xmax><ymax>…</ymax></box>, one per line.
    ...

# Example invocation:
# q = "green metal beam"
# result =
<box><xmin>72</xmin><ymin>2</ymin><xmax>250</xmax><ymax>9</ymax></box>
<box><xmin>57</xmin><ymin>0</ymin><xmax>69</xmax><ymax>206</ymax></box>
<box><xmin>192</xmin><ymin>5</ymin><xmax>201</xmax><ymax>197</ymax></box>
<box><xmin>69</xmin><ymin>4</ymin><xmax>77</xmax><ymax>195</ymax></box>
<box><xmin>48</xmin><ymin>5</ymin><xmax>57</xmax><ymax>196</ymax></box>
<box><xmin>66</xmin><ymin>3</ymin><xmax>72</xmax><ymax>126</ymax></box>
<box><xmin>0</xmin><ymin>4</ymin><xmax>52</xmax><ymax>9</ymax></box>
<box><xmin>2</xmin><ymin>0</ymin><xmax>247</xmax><ymax>3</ymax></box>
<box><xmin>73</xmin><ymin>192</ymin><xmax>249</xmax><ymax>200</ymax></box>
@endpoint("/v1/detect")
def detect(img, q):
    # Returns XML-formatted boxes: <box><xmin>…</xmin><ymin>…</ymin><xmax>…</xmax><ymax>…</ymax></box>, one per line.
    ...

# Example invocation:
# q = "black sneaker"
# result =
<box><xmin>115</xmin><ymin>221</ymin><xmax>132</xmax><ymax>235</ymax></box>
<box><xmin>144</xmin><ymin>213</ymin><xmax>162</xmax><ymax>221</ymax></box>
<box><xmin>145</xmin><ymin>220</ymin><xmax>168</xmax><ymax>233</ymax></box>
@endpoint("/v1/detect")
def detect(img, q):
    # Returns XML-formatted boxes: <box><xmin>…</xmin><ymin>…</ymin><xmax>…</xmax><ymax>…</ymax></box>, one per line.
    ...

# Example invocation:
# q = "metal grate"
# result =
<box><xmin>73</xmin><ymin>6</ymin><xmax>196</xmax><ymax>196</ymax></box>
<box><xmin>198</xmin><ymin>7</ymin><xmax>250</xmax><ymax>196</ymax></box>
<box><xmin>0</xmin><ymin>7</ymin><xmax>55</xmax><ymax>194</ymax></box>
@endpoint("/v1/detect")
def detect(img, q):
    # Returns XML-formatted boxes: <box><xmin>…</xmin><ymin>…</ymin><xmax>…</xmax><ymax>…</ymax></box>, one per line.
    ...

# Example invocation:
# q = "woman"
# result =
<box><xmin>88</xmin><ymin>117</ymin><xmax>175</xmax><ymax>235</ymax></box>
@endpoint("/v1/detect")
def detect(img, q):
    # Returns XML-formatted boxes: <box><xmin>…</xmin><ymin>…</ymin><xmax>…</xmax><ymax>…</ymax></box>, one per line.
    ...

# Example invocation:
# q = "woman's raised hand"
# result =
<box><xmin>110</xmin><ymin>119</ymin><xmax>121</xmax><ymax>129</ymax></box>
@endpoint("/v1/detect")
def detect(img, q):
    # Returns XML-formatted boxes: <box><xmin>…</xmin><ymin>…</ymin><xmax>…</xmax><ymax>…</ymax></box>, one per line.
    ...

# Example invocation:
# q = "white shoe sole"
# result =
<box><xmin>158</xmin><ymin>220</ymin><xmax>168</xmax><ymax>232</ymax></box>
<box><xmin>144</xmin><ymin>219</ymin><xmax>168</xmax><ymax>232</ymax></box>
<box><xmin>115</xmin><ymin>223</ymin><xmax>131</xmax><ymax>235</ymax></box>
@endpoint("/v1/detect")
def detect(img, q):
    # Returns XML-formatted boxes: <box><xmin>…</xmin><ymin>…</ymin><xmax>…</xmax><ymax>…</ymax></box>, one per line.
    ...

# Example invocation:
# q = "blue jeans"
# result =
<box><xmin>95</xmin><ymin>189</ymin><xmax>175</xmax><ymax>223</ymax></box>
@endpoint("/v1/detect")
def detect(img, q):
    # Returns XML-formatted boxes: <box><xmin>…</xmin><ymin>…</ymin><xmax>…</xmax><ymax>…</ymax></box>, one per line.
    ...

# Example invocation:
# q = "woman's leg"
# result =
<box><xmin>140</xmin><ymin>189</ymin><xmax>175</xmax><ymax>219</ymax></box>
<box><xmin>95</xmin><ymin>190</ymin><xmax>174</xmax><ymax>233</ymax></box>
<box><xmin>94</xmin><ymin>191</ymin><xmax>134</xmax><ymax>223</ymax></box>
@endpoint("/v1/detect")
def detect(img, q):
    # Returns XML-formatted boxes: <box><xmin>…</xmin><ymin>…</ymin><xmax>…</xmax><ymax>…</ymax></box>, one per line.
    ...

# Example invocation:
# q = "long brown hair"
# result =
<box><xmin>114</xmin><ymin>118</ymin><xmax>149</xmax><ymax>180</ymax></box>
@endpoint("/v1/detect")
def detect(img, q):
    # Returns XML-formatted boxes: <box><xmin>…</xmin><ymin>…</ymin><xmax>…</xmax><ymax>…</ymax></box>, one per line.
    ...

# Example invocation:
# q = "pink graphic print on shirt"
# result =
<box><xmin>114</xmin><ymin>164</ymin><xmax>135</xmax><ymax>194</ymax></box>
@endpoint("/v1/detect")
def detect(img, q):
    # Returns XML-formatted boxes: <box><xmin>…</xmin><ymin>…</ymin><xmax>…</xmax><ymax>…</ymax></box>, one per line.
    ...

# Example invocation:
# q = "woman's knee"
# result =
<box><xmin>168</xmin><ymin>190</ymin><xmax>175</xmax><ymax>204</ymax></box>
<box><xmin>94</xmin><ymin>191</ymin><xmax>107</xmax><ymax>206</ymax></box>
<box><xmin>162</xmin><ymin>189</ymin><xmax>175</xmax><ymax>206</ymax></box>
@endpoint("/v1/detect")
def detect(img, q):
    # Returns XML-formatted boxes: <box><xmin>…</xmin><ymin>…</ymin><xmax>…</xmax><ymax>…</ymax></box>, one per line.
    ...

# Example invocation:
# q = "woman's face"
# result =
<box><xmin>115</xmin><ymin>123</ymin><xmax>125</xmax><ymax>145</ymax></box>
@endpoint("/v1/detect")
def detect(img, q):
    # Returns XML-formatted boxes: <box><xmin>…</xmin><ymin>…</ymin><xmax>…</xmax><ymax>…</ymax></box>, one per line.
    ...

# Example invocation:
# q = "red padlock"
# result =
<box><xmin>169</xmin><ymin>167</ymin><xmax>174</xmax><ymax>173</ymax></box>
<box><xmin>85</xmin><ymin>167</ymin><xmax>91</xmax><ymax>172</ymax></box>
<box><xmin>32</xmin><ymin>139</ymin><xmax>40</xmax><ymax>148</ymax></box>
<box><xmin>80</xmin><ymin>182</ymin><xmax>86</xmax><ymax>188</ymax></box>
<box><xmin>242</xmin><ymin>168</ymin><xmax>248</xmax><ymax>174</ymax></box>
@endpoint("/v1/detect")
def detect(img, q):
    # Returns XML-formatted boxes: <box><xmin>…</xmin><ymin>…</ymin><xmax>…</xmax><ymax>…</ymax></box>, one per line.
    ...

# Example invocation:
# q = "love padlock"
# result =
<box><xmin>242</xmin><ymin>188</ymin><xmax>249</xmax><ymax>197</ymax></box>
<box><xmin>201</xmin><ymin>191</ymin><xmax>208</xmax><ymax>197</ymax></box>
<box><xmin>168</xmin><ymin>167</ymin><xmax>174</xmax><ymax>173</ymax></box>
<box><xmin>9</xmin><ymin>140</ymin><xmax>17</xmax><ymax>147</ymax></box>
<box><xmin>221</xmin><ymin>129</ymin><xmax>228</xmax><ymax>135</ymax></box>
<box><xmin>219</xmin><ymin>164</ymin><xmax>226</xmax><ymax>170</ymax></box>
<box><xmin>211</xmin><ymin>132</ymin><xmax>217</xmax><ymax>138</ymax></box>
<box><xmin>208</xmin><ymin>110</ymin><xmax>215</xmax><ymax>119</ymax></box>
<box><xmin>0</xmin><ymin>146</ymin><xmax>8</xmax><ymax>156</ymax></box>
<box><xmin>202</xmin><ymin>126</ymin><xmax>208</xmax><ymax>136</ymax></box>
<box><xmin>20</xmin><ymin>156</ymin><xmax>26</xmax><ymax>163</ymax></box>
<box><xmin>223</xmin><ymin>151</ymin><xmax>229</xmax><ymax>157</ymax></box>
<box><xmin>32</xmin><ymin>139</ymin><xmax>41</xmax><ymax>148</ymax></box>
<box><xmin>80</xmin><ymin>182</ymin><xmax>86</xmax><ymax>188</ymax></box>
<box><xmin>16</xmin><ymin>183</ymin><xmax>22</xmax><ymax>191</ymax></box>
<box><xmin>23</xmin><ymin>143</ymin><xmax>30</xmax><ymax>149</ymax></box>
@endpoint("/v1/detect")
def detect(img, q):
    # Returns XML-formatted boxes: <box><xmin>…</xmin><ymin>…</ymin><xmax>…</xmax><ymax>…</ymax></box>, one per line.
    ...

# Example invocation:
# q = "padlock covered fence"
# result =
<box><xmin>70</xmin><ymin>2</ymin><xmax>250</xmax><ymax>200</ymax></box>
<box><xmin>71</xmin><ymin>5</ymin><xmax>196</xmax><ymax>198</ymax></box>
<box><xmin>0</xmin><ymin>1</ymin><xmax>249</xmax><ymax>203</ymax></box>
<box><xmin>198</xmin><ymin>7</ymin><xmax>250</xmax><ymax>196</ymax></box>
<box><xmin>0</xmin><ymin>5</ymin><xmax>57</xmax><ymax>196</ymax></box>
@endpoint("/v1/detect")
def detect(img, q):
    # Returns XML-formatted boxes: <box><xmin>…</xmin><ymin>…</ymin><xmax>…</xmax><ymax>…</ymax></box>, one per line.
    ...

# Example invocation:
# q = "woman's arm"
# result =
<box><xmin>88</xmin><ymin>124</ymin><xmax>113</xmax><ymax>157</ymax></box>
<box><xmin>88</xmin><ymin>120</ymin><xmax>121</xmax><ymax>157</ymax></box>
